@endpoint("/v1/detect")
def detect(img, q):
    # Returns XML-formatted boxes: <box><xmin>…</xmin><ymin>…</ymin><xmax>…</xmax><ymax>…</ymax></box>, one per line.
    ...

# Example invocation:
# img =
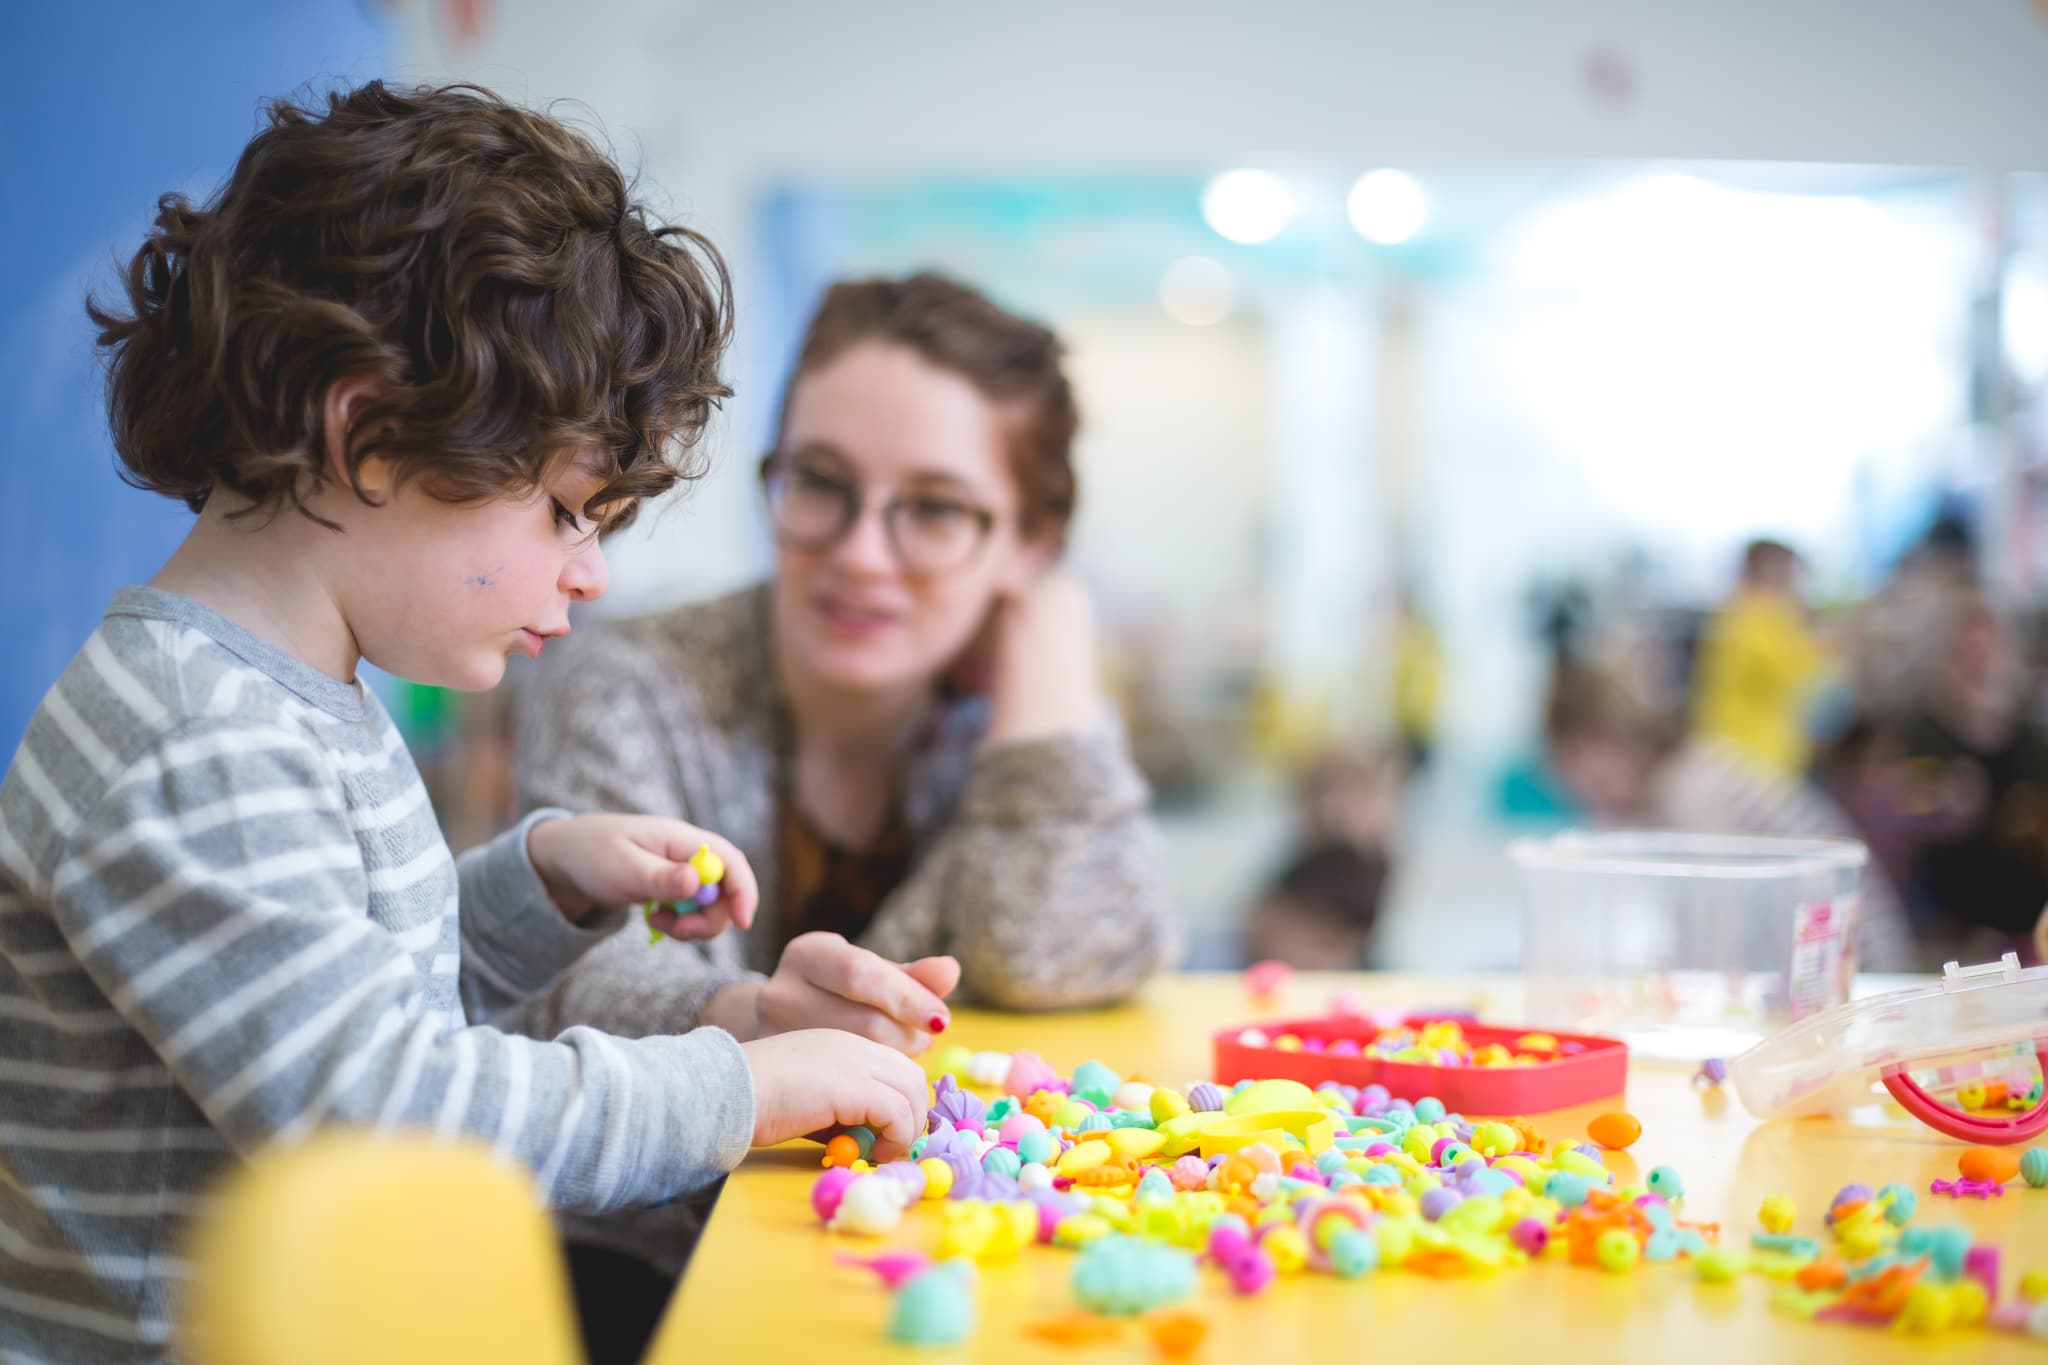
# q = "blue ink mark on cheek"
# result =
<box><xmin>467</xmin><ymin>564</ymin><xmax>505</xmax><ymax>588</ymax></box>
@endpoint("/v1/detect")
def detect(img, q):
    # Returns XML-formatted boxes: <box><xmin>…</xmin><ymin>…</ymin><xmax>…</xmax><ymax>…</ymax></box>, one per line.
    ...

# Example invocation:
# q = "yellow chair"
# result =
<box><xmin>180</xmin><ymin>1132</ymin><xmax>585</xmax><ymax>1365</ymax></box>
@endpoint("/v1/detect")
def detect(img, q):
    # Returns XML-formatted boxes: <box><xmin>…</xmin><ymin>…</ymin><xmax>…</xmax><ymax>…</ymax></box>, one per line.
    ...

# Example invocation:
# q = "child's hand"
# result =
<box><xmin>707</xmin><ymin>932</ymin><xmax>959</xmax><ymax>1055</ymax></box>
<box><xmin>741</xmin><ymin>1030</ymin><xmax>931</xmax><ymax>1158</ymax></box>
<box><xmin>525</xmin><ymin>814</ymin><xmax>757</xmax><ymax>936</ymax></box>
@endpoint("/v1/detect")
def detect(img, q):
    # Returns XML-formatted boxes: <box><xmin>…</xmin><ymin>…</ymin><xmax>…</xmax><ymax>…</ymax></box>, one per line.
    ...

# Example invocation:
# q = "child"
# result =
<box><xmin>0</xmin><ymin>82</ymin><xmax>929</xmax><ymax>1363</ymax></box>
<box><xmin>1244</xmin><ymin>748</ymin><xmax>1399</xmax><ymax>969</ymax></box>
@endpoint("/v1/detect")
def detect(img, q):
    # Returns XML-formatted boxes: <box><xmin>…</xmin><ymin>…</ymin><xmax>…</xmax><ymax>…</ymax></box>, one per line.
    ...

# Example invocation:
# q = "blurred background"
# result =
<box><xmin>8</xmin><ymin>0</ymin><xmax>2048</xmax><ymax>975</ymax></box>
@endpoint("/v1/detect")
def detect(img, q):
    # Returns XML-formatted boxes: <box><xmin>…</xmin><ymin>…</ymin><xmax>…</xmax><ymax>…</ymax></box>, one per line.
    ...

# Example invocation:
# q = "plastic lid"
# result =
<box><xmin>1729</xmin><ymin>953</ymin><xmax>2048</xmax><ymax>1120</ymax></box>
<box><xmin>1509</xmin><ymin>830</ymin><xmax>1867</xmax><ymax>880</ymax></box>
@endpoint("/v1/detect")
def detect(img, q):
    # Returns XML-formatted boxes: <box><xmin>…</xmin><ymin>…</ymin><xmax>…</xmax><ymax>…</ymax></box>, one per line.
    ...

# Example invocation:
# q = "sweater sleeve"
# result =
<box><xmin>48</xmin><ymin>717</ymin><xmax>754</xmax><ymax>1210</ymax></box>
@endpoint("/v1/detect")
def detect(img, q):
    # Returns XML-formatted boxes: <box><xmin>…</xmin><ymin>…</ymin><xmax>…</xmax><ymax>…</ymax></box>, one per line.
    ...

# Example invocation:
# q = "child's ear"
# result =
<box><xmin>320</xmin><ymin>377</ymin><xmax>394</xmax><ymax>498</ymax></box>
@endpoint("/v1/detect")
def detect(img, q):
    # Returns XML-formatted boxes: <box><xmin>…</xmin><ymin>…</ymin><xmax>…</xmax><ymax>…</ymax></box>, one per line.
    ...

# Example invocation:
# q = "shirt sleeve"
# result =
<box><xmin>49</xmin><ymin>717</ymin><xmax>755</xmax><ymax>1211</ymax></box>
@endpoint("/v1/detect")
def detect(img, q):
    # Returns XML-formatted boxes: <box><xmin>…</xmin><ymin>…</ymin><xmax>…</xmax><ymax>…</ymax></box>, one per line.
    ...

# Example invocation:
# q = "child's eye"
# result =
<box><xmin>550</xmin><ymin>499</ymin><xmax>583</xmax><ymax>531</ymax></box>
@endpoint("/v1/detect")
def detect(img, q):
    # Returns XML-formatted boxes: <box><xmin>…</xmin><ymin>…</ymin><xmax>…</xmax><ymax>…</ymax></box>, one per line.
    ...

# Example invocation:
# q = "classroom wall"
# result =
<box><xmin>1</xmin><ymin>2</ymin><xmax>391</xmax><ymax>755</ymax></box>
<box><xmin>395</xmin><ymin>0</ymin><xmax>2048</xmax><ymax>623</ymax></box>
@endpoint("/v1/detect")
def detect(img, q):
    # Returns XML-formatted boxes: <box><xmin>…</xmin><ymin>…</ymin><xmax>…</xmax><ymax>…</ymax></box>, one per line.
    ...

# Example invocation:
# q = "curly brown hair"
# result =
<box><xmin>779</xmin><ymin>272</ymin><xmax>1079</xmax><ymax>543</ymax></box>
<box><xmin>89</xmin><ymin>81</ymin><xmax>732</xmax><ymax>530</ymax></box>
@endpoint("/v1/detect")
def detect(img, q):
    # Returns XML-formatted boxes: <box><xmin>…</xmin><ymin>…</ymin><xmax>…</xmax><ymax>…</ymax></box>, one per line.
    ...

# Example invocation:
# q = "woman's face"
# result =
<box><xmin>770</xmin><ymin>340</ymin><xmax>1045</xmax><ymax>695</ymax></box>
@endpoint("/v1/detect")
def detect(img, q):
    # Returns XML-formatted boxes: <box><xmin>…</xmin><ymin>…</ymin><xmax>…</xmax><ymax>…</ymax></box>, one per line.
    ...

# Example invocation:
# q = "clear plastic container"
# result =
<box><xmin>1510</xmin><ymin>829</ymin><xmax>1866</xmax><ymax>1060</ymax></box>
<box><xmin>1729</xmin><ymin>953</ymin><xmax>2048</xmax><ymax>1140</ymax></box>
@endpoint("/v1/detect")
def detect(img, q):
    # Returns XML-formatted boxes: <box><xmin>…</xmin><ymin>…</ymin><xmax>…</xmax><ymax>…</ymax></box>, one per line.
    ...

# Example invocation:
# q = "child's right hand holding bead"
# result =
<box><xmin>740</xmin><ymin>1030</ymin><xmax>930</xmax><ymax>1161</ymax></box>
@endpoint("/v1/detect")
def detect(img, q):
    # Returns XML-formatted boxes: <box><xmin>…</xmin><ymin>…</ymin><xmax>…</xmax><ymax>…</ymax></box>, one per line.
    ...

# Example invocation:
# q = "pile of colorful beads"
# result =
<box><xmin>813</xmin><ymin>1046</ymin><xmax>2048</xmax><ymax>1347</ymax></box>
<box><xmin>1230</xmin><ymin>1019</ymin><xmax>1573</xmax><ymax>1069</ymax></box>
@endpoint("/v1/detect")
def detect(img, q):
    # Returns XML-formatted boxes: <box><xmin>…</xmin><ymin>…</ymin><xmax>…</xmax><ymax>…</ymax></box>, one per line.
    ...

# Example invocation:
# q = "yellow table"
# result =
<box><xmin>654</xmin><ymin>973</ymin><xmax>2048</xmax><ymax>1363</ymax></box>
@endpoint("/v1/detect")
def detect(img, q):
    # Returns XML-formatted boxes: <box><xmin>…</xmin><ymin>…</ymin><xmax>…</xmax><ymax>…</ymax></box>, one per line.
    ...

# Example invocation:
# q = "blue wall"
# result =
<box><xmin>0</xmin><ymin>1</ymin><xmax>392</xmax><ymax>755</ymax></box>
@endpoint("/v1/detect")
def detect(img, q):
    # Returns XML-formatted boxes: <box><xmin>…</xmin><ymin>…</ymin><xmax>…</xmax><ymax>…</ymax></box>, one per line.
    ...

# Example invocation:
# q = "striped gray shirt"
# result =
<box><xmin>0</xmin><ymin>588</ymin><xmax>753</xmax><ymax>1363</ymax></box>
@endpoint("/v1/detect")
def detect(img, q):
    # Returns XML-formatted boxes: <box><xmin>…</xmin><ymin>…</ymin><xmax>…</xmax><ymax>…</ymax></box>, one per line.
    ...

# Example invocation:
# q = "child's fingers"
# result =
<box><xmin>622</xmin><ymin>842</ymin><xmax>702</xmax><ymax>903</ymax></box>
<box><xmin>699</xmin><ymin>834</ymin><xmax>758</xmax><ymax>932</ymax></box>
<box><xmin>656</xmin><ymin>906</ymin><xmax>733</xmax><ymax>942</ymax></box>
<box><xmin>862</xmin><ymin>1055</ymin><xmax>930</xmax><ymax>1158</ymax></box>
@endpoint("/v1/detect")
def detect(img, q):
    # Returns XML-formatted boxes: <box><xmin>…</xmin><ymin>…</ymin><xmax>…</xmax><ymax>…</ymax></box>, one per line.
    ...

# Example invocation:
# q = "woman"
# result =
<box><xmin>511</xmin><ymin>270</ymin><xmax>1175</xmax><ymax>1047</ymax></box>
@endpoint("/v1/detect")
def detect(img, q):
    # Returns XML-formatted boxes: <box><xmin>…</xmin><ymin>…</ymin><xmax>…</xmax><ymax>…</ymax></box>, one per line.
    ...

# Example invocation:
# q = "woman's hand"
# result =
<box><xmin>985</xmin><ymin>568</ymin><xmax>1101</xmax><ymax>745</ymax></box>
<box><xmin>705</xmin><ymin>932</ymin><xmax>959</xmax><ymax>1054</ymax></box>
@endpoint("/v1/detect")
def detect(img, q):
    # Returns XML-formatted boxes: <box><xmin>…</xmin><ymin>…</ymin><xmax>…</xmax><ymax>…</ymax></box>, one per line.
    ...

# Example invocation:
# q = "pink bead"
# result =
<box><xmin>998</xmin><ymin>1112</ymin><xmax>1044</xmax><ymax>1144</ymax></box>
<box><xmin>1225</xmin><ymin>1245</ymin><xmax>1277</xmax><ymax>1294</ymax></box>
<box><xmin>1003</xmin><ymin>1050</ymin><xmax>1061</xmax><ymax>1099</ymax></box>
<box><xmin>1169</xmin><ymin>1155</ymin><xmax>1211</xmax><ymax>1191</ymax></box>
<box><xmin>1510</xmin><ymin>1216</ymin><xmax>1550</xmax><ymax>1255</ymax></box>
<box><xmin>811</xmin><ymin>1167</ymin><xmax>858</xmax><ymax>1223</ymax></box>
<box><xmin>1246</xmin><ymin>960</ymin><xmax>1291</xmax><ymax>997</ymax></box>
<box><xmin>1365</xmin><ymin>1143</ymin><xmax>1397</xmax><ymax>1159</ymax></box>
<box><xmin>1035</xmin><ymin>1202</ymin><xmax>1064</xmax><ymax>1243</ymax></box>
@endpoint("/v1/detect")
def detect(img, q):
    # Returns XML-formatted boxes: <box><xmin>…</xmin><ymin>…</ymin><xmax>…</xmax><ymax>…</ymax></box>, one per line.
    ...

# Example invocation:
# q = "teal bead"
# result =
<box><xmin>1018</xmin><ymin>1130</ymin><xmax>1059</xmax><ymax>1165</ymax></box>
<box><xmin>1413</xmin><ymin>1097</ymin><xmax>1446</xmax><ymax>1124</ymax></box>
<box><xmin>2022</xmin><ymin>1149</ymin><xmax>2048</xmax><ymax>1189</ymax></box>
<box><xmin>1646</xmin><ymin>1166</ymin><xmax>1685</xmax><ymax>1200</ymax></box>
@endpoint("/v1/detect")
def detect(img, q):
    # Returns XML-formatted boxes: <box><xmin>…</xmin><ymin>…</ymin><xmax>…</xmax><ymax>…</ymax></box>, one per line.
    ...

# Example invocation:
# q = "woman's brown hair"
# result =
<box><xmin>89</xmin><ymin>81</ymin><xmax>732</xmax><ymax>529</ymax></box>
<box><xmin>779</xmin><ymin>272</ymin><xmax>1079</xmax><ymax>542</ymax></box>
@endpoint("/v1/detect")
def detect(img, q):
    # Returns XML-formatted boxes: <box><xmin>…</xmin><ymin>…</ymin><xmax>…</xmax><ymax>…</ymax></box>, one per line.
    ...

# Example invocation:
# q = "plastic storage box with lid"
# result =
<box><xmin>1511</xmin><ymin>830</ymin><xmax>1865</xmax><ymax>1059</ymax></box>
<box><xmin>1728</xmin><ymin>953</ymin><xmax>2048</xmax><ymax>1143</ymax></box>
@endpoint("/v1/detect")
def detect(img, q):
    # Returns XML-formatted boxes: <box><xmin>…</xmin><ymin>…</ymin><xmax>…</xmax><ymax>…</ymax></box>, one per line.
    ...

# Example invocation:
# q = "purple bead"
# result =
<box><xmin>1510</xmin><ymin>1217</ymin><xmax>1551</xmax><ymax>1255</ymax></box>
<box><xmin>692</xmin><ymin>881</ymin><xmax>721</xmax><ymax>907</ymax></box>
<box><xmin>1419</xmin><ymin>1187</ymin><xmax>1463</xmax><ymax>1221</ymax></box>
<box><xmin>1830</xmin><ymin>1183</ymin><xmax>1874</xmax><ymax>1209</ymax></box>
<box><xmin>1187</xmin><ymin>1083</ymin><xmax>1228</xmax><ymax>1112</ymax></box>
<box><xmin>1697</xmin><ymin>1057</ymin><xmax>1728</xmax><ymax>1084</ymax></box>
<box><xmin>930</xmin><ymin>1075</ymin><xmax>987</xmax><ymax>1132</ymax></box>
<box><xmin>1361</xmin><ymin>1084</ymin><xmax>1390</xmax><ymax>1108</ymax></box>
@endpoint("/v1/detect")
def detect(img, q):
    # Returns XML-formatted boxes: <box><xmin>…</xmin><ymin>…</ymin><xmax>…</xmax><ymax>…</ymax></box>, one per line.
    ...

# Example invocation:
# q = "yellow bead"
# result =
<box><xmin>1274</xmin><ymin>1034</ymin><xmax>1303</xmax><ymax>1052</ymax></box>
<box><xmin>1264</xmin><ymin>1225</ymin><xmax>1310</xmax><ymax>1274</ymax></box>
<box><xmin>1052</xmin><ymin>1213</ymin><xmax>1114</xmax><ymax>1247</ymax></box>
<box><xmin>687</xmin><ymin>843</ymin><xmax>725</xmax><ymax>884</ymax></box>
<box><xmin>1150</xmin><ymin>1089</ymin><xmax>1190</xmax><ymax>1123</ymax></box>
<box><xmin>1894</xmin><ymin>1283</ymin><xmax>1955</xmax><ymax>1335</ymax></box>
<box><xmin>1951</xmin><ymin>1279</ymin><xmax>1988</xmax><ymax>1327</ymax></box>
<box><xmin>2020</xmin><ymin>1268</ymin><xmax>2048</xmax><ymax>1302</ymax></box>
<box><xmin>1105</xmin><ymin>1128</ymin><xmax>1165</xmax><ymax>1160</ymax></box>
<box><xmin>1758</xmin><ymin>1195</ymin><xmax>1796</xmax><ymax>1235</ymax></box>
<box><xmin>918</xmin><ymin>1157</ymin><xmax>953</xmax><ymax>1200</ymax></box>
<box><xmin>1056</xmin><ymin>1140</ymin><xmax>1111</xmax><ymax>1175</ymax></box>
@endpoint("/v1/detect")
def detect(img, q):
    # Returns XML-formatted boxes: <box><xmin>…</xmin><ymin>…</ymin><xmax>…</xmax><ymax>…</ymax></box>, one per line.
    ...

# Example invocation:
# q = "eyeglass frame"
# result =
<box><xmin>757</xmin><ymin>449</ymin><xmax>1002</xmax><ymax>577</ymax></box>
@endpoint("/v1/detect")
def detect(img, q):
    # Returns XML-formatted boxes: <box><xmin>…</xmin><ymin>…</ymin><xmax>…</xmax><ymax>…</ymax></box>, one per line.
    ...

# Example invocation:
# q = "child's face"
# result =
<box><xmin>769</xmin><ymin>340</ymin><xmax>1043</xmax><ymax>696</ymax></box>
<box><xmin>338</xmin><ymin>454</ymin><xmax>612</xmax><ymax>690</ymax></box>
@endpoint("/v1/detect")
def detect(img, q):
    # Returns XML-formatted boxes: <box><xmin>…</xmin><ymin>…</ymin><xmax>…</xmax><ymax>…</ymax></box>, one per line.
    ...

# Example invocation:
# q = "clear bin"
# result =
<box><xmin>1510</xmin><ymin>829</ymin><xmax>1866</xmax><ymax>1059</ymax></box>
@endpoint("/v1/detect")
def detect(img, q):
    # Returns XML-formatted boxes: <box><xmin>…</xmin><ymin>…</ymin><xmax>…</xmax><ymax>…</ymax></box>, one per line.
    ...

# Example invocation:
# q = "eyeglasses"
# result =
<box><xmin>759</xmin><ymin>451</ymin><xmax>998</xmax><ymax>577</ymax></box>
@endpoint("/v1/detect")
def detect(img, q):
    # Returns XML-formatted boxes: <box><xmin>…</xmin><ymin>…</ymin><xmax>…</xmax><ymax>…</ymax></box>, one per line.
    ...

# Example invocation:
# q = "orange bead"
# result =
<box><xmin>1958</xmin><ymin>1146</ymin><xmax>2022</xmax><ymax>1185</ymax></box>
<box><xmin>1147</xmin><ymin>1310</ymin><xmax>1208</xmax><ymax>1359</ymax></box>
<box><xmin>1796</xmin><ymin>1259</ymin><xmax>1848</xmax><ymax>1291</ymax></box>
<box><xmin>1587</xmin><ymin>1111</ymin><xmax>1643</xmax><ymax>1150</ymax></box>
<box><xmin>822</xmin><ymin>1134</ymin><xmax>860</xmax><ymax>1169</ymax></box>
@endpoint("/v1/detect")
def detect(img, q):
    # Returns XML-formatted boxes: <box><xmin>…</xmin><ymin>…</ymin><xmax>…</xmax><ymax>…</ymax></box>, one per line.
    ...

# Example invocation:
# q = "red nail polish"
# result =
<box><xmin>928</xmin><ymin>1015</ymin><xmax>947</xmax><ymax>1034</ymax></box>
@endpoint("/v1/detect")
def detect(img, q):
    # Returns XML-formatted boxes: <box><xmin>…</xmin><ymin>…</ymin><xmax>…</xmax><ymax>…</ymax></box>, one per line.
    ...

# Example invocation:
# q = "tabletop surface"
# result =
<box><xmin>653</xmin><ymin>972</ymin><xmax>2047</xmax><ymax>1363</ymax></box>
